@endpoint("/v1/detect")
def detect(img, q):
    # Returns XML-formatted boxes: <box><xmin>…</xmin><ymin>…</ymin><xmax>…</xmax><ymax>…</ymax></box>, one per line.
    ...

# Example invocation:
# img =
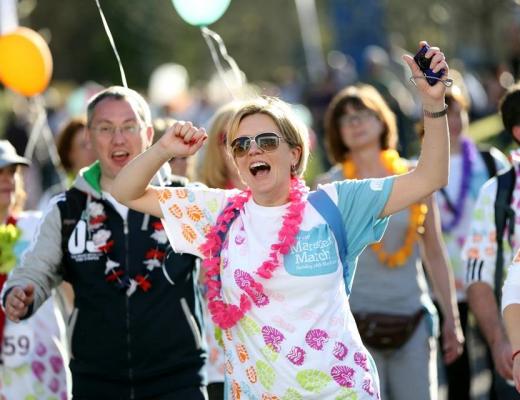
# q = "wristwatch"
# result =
<box><xmin>423</xmin><ymin>103</ymin><xmax>448</xmax><ymax>118</ymax></box>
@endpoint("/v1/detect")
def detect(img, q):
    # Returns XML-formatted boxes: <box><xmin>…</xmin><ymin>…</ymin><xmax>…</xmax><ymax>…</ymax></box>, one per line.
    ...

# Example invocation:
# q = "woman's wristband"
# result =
<box><xmin>423</xmin><ymin>103</ymin><xmax>448</xmax><ymax>118</ymax></box>
<box><xmin>512</xmin><ymin>349</ymin><xmax>520</xmax><ymax>362</ymax></box>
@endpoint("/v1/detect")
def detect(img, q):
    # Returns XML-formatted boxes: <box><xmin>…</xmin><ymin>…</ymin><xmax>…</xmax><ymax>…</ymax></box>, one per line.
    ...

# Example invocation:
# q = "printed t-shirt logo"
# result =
<box><xmin>284</xmin><ymin>224</ymin><xmax>338</xmax><ymax>276</ymax></box>
<box><xmin>67</xmin><ymin>220</ymin><xmax>103</xmax><ymax>261</ymax></box>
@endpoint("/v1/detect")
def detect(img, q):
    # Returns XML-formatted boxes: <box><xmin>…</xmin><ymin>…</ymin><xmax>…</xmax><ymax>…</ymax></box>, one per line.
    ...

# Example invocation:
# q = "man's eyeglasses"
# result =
<box><xmin>90</xmin><ymin>123</ymin><xmax>142</xmax><ymax>137</ymax></box>
<box><xmin>230</xmin><ymin>132</ymin><xmax>286</xmax><ymax>157</ymax></box>
<box><xmin>339</xmin><ymin>110</ymin><xmax>376</xmax><ymax>127</ymax></box>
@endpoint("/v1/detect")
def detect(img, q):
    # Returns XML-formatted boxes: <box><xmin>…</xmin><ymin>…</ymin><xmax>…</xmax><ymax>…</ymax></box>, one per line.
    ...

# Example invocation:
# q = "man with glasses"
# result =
<box><xmin>2</xmin><ymin>86</ymin><xmax>208</xmax><ymax>399</ymax></box>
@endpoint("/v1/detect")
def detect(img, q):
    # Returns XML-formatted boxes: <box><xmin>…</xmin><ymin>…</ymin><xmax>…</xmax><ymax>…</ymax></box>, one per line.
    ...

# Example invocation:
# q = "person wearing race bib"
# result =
<box><xmin>111</xmin><ymin>42</ymin><xmax>450</xmax><ymax>399</ymax></box>
<box><xmin>0</xmin><ymin>140</ymin><xmax>69</xmax><ymax>400</ymax></box>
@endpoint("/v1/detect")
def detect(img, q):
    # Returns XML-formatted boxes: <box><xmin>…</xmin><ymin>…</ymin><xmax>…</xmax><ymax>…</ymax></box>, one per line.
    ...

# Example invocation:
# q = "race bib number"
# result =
<box><xmin>2</xmin><ymin>321</ymin><xmax>35</xmax><ymax>368</ymax></box>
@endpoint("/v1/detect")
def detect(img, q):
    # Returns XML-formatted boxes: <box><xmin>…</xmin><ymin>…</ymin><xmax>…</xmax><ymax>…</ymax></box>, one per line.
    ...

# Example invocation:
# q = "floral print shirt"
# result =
<box><xmin>437</xmin><ymin>144</ymin><xmax>506</xmax><ymax>300</ymax></box>
<box><xmin>158</xmin><ymin>178</ymin><xmax>393</xmax><ymax>399</ymax></box>
<box><xmin>462</xmin><ymin>160</ymin><xmax>520</xmax><ymax>290</ymax></box>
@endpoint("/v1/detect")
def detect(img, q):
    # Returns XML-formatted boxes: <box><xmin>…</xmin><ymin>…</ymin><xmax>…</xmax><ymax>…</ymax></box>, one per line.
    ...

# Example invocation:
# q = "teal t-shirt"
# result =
<box><xmin>335</xmin><ymin>176</ymin><xmax>394</xmax><ymax>259</ymax></box>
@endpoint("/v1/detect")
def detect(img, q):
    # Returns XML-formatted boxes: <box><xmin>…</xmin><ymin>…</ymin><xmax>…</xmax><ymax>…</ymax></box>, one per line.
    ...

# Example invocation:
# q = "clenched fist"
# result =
<box><xmin>4</xmin><ymin>285</ymin><xmax>34</xmax><ymax>322</ymax></box>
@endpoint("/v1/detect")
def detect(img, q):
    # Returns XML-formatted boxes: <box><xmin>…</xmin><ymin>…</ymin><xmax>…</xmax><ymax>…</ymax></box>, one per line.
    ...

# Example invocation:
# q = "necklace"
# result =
<box><xmin>343</xmin><ymin>149</ymin><xmax>427</xmax><ymax>268</ymax></box>
<box><xmin>200</xmin><ymin>178</ymin><xmax>308</xmax><ymax>329</ymax></box>
<box><xmin>87</xmin><ymin>198</ymin><xmax>168</xmax><ymax>296</ymax></box>
<box><xmin>440</xmin><ymin>137</ymin><xmax>473</xmax><ymax>232</ymax></box>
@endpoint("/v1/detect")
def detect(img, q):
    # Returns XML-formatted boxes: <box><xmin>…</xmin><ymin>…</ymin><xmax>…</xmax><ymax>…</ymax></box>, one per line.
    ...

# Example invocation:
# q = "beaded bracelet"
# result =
<box><xmin>512</xmin><ymin>349</ymin><xmax>520</xmax><ymax>362</ymax></box>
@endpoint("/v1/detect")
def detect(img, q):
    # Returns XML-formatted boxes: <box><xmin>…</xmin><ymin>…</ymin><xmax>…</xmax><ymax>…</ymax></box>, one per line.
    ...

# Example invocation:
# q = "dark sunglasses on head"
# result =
<box><xmin>230</xmin><ymin>132</ymin><xmax>286</xmax><ymax>157</ymax></box>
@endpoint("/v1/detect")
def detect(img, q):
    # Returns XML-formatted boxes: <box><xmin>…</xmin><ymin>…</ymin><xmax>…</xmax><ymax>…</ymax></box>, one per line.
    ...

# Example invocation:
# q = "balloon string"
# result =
<box><xmin>24</xmin><ymin>96</ymin><xmax>68</xmax><ymax>191</ymax></box>
<box><xmin>24</xmin><ymin>102</ymin><xmax>45</xmax><ymax>161</ymax></box>
<box><xmin>94</xmin><ymin>0</ymin><xmax>128</xmax><ymax>88</ymax></box>
<box><xmin>201</xmin><ymin>27</ymin><xmax>244</xmax><ymax>99</ymax></box>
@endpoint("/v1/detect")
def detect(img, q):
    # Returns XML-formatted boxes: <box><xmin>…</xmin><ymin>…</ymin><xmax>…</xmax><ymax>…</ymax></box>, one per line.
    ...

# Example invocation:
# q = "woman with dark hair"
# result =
<box><xmin>316</xmin><ymin>83</ymin><xmax>464</xmax><ymax>400</ymax></box>
<box><xmin>56</xmin><ymin>117</ymin><xmax>96</xmax><ymax>182</ymax></box>
<box><xmin>38</xmin><ymin>117</ymin><xmax>96</xmax><ymax>210</ymax></box>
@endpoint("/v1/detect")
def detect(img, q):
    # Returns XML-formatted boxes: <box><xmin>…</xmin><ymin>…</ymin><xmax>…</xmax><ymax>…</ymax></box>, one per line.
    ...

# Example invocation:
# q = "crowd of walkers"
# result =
<box><xmin>0</xmin><ymin>40</ymin><xmax>520</xmax><ymax>400</ymax></box>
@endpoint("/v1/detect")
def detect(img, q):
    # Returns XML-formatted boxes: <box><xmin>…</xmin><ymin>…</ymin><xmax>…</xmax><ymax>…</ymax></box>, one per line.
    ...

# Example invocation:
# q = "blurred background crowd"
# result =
<box><xmin>1</xmin><ymin>0</ymin><xmax>519</xmax><ymax>209</ymax></box>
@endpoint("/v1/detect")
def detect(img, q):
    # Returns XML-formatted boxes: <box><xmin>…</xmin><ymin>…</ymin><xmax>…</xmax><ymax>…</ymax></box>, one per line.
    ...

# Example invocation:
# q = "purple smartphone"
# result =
<box><xmin>413</xmin><ymin>44</ymin><xmax>444</xmax><ymax>85</ymax></box>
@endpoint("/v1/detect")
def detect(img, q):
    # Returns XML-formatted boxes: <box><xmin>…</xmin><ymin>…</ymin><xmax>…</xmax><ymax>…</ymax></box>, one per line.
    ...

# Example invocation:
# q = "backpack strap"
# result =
<box><xmin>494</xmin><ymin>166</ymin><xmax>516</xmax><ymax>303</ymax></box>
<box><xmin>308</xmin><ymin>189</ymin><xmax>351</xmax><ymax>295</ymax></box>
<box><xmin>479</xmin><ymin>150</ymin><xmax>498</xmax><ymax>178</ymax></box>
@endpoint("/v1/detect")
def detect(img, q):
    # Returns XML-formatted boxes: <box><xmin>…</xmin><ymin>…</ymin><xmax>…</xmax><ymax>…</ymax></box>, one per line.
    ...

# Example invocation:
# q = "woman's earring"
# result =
<box><xmin>290</xmin><ymin>164</ymin><xmax>296</xmax><ymax>174</ymax></box>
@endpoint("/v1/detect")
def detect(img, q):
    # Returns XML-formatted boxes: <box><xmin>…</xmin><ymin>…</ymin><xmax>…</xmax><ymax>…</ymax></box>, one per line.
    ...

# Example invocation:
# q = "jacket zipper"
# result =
<box><xmin>123</xmin><ymin>218</ymin><xmax>135</xmax><ymax>400</ymax></box>
<box><xmin>67</xmin><ymin>308</ymin><xmax>79</xmax><ymax>359</ymax></box>
<box><xmin>180</xmin><ymin>297</ymin><xmax>203</xmax><ymax>350</ymax></box>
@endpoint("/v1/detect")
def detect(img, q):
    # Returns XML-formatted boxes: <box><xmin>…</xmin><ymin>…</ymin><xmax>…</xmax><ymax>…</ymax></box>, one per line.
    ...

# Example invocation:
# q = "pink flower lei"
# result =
<box><xmin>87</xmin><ymin>197</ymin><xmax>168</xmax><ymax>296</ymax></box>
<box><xmin>200</xmin><ymin>178</ymin><xmax>308</xmax><ymax>329</ymax></box>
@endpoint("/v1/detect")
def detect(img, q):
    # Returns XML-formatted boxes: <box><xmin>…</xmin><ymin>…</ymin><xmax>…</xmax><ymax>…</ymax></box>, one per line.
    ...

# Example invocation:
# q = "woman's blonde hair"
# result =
<box><xmin>227</xmin><ymin>96</ymin><xmax>309</xmax><ymax>177</ymax></box>
<box><xmin>197</xmin><ymin>102</ymin><xmax>241</xmax><ymax>188</ymax></box>
<box><xmin>10</xmin><ymin>166</ymin><xmax>26</xmax><ymax>214</ymax></box>
<box><xmin>324</xmin><ymin>84</ymin><xmax>397</xmax><ymax>164</ymax></box>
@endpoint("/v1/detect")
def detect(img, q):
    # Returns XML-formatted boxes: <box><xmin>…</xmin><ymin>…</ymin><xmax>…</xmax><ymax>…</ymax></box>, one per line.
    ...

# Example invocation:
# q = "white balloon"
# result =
<box><xmin>148</xmin><ymin>63</ymin><xmax>189</xmax><ymax>107</ymax></box>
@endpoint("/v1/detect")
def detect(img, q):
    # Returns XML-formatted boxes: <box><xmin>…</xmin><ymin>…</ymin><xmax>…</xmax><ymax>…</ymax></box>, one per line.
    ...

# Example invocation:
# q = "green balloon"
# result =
<box><xmin>172</xmin><ymin>0</ymin><xmax>231</xmax><ymax>27</ymax></box>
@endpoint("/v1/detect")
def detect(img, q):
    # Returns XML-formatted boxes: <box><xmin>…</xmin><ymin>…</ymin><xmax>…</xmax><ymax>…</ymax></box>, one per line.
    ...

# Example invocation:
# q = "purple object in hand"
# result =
<box><xmin>413</xmin><ymin>43</ymin><xmax>445</xmax><ymax>85</ymax></box>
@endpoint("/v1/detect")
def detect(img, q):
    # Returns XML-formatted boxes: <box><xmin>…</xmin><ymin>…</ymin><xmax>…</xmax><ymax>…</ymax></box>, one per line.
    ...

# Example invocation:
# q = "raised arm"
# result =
<box><xmin>381</xmin><ymin>42</ymin><xmax>449</xmax><ymax>217</ymax></box>
<box><xmin>111</xmin><ymin>121</ymin><xmax>207</xmax><ymax>217</ymax></box>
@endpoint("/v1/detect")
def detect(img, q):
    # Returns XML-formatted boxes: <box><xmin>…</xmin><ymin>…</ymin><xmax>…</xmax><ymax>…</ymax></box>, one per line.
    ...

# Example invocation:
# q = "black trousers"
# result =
<box><xmin>444</xmin><ymin>302</ymin><xmax>471</xmax><ymax>400</ymax></box>
<box><xmin>74</xmin><ymin>386</ymin><xmax>208</xmax><ymax>400</ymax></box>
<box><xmin>207</xmin><ymin>382</ymin><xmax>224</xmax><ymax>400</ymax></box>
<box><xmin>437</xmin><ymin>301</ymin><xmax>471</xmax><ymax>400</ymax></box>
<box><xmin>152</xmin><ymin>386</ymin><xmax>208</xmax><ymax>400</ymax></box>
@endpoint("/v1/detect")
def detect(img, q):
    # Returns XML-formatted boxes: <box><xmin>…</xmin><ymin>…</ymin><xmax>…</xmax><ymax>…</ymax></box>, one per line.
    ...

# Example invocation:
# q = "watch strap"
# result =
<box><xmin>423</xmin><ymin>103</ymin><xmax>448</xmax><ymax>118</ymax></box>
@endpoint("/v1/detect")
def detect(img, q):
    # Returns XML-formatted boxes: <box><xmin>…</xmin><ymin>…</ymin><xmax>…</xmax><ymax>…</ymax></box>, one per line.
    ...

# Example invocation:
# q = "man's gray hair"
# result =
<box><xmin>86</xmin><ymin>86</ymin><xmax>152</xmax><ymax>127</ymax></box>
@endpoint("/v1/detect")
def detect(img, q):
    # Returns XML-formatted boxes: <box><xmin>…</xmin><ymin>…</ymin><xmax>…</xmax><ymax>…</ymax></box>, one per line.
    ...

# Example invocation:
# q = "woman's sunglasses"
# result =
<box><xmin>230</xmin><ymin>132</ymin><xmax>285</xmax><ymax>157</ymax></box>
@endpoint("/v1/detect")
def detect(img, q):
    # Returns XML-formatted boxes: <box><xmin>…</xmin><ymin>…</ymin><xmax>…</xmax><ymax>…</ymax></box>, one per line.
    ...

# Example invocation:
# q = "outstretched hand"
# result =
<box><xmin>158</xmin><ymin>120</ymin><xmax>207</xmax><ymax>159</ymax></box>
<box><xmin>5</xmin><ymin>284</ymin><xmax>34</xmax><ymax>322</ymax></box>
<box><xmin>402</xmin><ymin>41</ymin><xmax>449</xmax><ymax>107</ymax></box>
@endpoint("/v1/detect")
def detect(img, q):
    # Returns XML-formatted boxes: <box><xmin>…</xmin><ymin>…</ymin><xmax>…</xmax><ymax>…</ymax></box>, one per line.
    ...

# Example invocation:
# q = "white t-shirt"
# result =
<box><xmin>102</xmin><ymin>191</ymin><xmax>128</xmax><ymax>220</ymax></box>
<box><xmin>158</xmin><ymin>178</ymin><xmax>393</xmax><ymax>399</ymax></box>
<box><xmin>502</xmin><ymin>248</ymin><xmax>520</xmax><ymax>311</ymax></box>
<box><xmin>462</xmin><ymin>163</ymin><xmax>520</xmax><ymax>290</ymax></box>
<box><xmin>436</xmin><ymin>144</ymin><xmax>504</xmax><ymax>301</ymax></box>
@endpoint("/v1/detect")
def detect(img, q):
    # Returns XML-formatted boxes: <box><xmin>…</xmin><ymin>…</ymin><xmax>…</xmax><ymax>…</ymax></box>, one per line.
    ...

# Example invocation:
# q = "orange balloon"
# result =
<box><xmin>0</xmin><ymin>27</ymin><xmax>53</xmax><ymax>96</ymax></box>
